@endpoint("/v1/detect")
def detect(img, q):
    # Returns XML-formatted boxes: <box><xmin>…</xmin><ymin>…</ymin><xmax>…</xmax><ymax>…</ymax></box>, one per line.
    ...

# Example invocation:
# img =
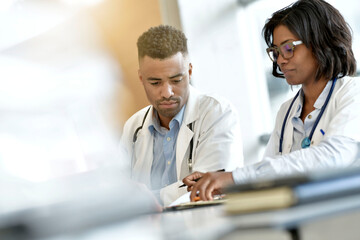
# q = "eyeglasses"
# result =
<box><xmin>266</xmin><ymin>40</ymin><xmax>303</xmax><ymax>62</ymax></box>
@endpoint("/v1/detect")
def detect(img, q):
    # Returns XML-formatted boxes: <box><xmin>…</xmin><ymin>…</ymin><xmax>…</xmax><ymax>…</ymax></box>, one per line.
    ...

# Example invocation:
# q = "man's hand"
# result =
<box><xmin>182</xmin><ymin>171</ymin><xmax>205</xmax><ymax>192</ymax></box>
<box><xmin>187</xmin><ymin>171</ymin><xmax>234</xmax><ymax>201</ymax></box>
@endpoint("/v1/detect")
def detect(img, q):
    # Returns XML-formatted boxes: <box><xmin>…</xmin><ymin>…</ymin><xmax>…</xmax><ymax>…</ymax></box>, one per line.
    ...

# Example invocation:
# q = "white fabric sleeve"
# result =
<box><xmin>232</xmin><ymin>135</ymin><xmax>360</xmax><ymax>184</ymax></box>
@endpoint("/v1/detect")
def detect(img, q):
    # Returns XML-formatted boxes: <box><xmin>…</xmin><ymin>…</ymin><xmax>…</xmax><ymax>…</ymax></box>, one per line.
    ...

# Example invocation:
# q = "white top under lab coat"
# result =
<box><xmin>121</xmin><ymin>86</ymin><xmax>244</xmax><ymax>206</ymax></box>
<box><xmin>233</xmin><ymin>76</ymin><xmax>360</xmax><ymax>184</ymax></box>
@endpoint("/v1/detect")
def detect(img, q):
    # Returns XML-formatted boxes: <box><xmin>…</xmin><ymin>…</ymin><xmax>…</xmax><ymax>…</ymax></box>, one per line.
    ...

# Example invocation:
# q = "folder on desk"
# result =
<box><xmin>224</xmin><ymin>167</ymin><xmax>360</xmax><ymax>214</ymax></box>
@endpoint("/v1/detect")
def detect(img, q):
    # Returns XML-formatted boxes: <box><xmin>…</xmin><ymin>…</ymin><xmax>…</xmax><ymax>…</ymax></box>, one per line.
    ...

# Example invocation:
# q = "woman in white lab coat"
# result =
<box><xmin>183</xmin><ymin>0</ymin><xmax>360</xmax><ymax>201</ymax></box>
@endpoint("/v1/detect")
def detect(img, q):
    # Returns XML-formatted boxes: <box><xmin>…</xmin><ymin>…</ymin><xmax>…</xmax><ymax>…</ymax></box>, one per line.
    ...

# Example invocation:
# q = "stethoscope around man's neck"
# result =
<box><xmin>279</xmin><ymin>78</ymin><xmax>337</xmax><ymax>153</ymax></box>
<box><xmin>132</xmin><ymin>106</ymin><xmax>195</xmax><ymax>172</ymax></box>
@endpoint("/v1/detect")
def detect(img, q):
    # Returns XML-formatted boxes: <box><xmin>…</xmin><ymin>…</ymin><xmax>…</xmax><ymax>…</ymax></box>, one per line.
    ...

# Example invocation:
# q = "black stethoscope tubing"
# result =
<box><xmin>279</xmin><ymin>78</ymin><xmax>337</xmax><ymax>153</ymax></box>
<box><xmin>132</xmin><ymin>106</ymin><xmax>194</xmax><ymax>171</ymax></box>
<box><xmin>133</xmin><ymin>106</ymin><xmax>151</xmax><ymax>143</ymax></box>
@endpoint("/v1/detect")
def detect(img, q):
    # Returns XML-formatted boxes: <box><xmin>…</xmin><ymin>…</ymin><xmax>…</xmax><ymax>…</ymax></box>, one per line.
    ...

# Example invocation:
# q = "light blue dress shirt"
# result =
<box><xmin>148</xmin><ymin>105</ymin><xmax>186</xmax><ymax>196</ymax></box>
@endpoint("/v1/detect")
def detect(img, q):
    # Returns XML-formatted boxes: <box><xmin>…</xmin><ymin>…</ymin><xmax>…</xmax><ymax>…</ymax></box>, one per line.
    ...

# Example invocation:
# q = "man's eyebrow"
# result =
<box><xmin>147</xmin><ymin>77</ymin><xmax>162</xmax><ymax>81</ymax></box>
<box><xmin>169</xmin><ymin>73</ymin><xmax>184</xmax><ymax>79</ymax></box>
<box><xmin>146</xmin><ymin>73</ymin><xmax>184</xmax><ymax>81</ymax></box>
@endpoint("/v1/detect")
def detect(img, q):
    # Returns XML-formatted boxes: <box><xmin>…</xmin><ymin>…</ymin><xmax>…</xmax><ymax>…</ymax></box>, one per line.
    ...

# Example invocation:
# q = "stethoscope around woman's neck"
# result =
<box><xmin>132</xmin><ymin>106</ymin><xmax>195</xmax><ymax>172</ymax></box>
<box><xmin>279</xmin><ymin>78</ymin><xmax>337</xmax><ymax>153</ymax></box>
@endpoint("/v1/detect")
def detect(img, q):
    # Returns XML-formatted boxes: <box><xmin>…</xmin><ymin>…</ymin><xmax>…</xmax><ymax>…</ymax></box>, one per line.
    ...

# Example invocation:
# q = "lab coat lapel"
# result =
<box><xmin>132</xmin><ymin>108</ymin><xmax>154</xmax><ymax>187</ymax></box>
<box><xmin>282</xmin><ymin>96</ymin><xmax>300</xmax><ymax>154</ymax></box>
<box><xmin>176</xmin><ymin>86</ymin><xmax>199</xmax><ymax>177</ymax></box>
<box><xmin>176</xmin><ymin>126</ymin><xmax>194</xmax><ymax>177</ymax></box>
<box><xmin>311</xmin><ymin>81</ymin><xmax>340</xmax><ymax>145</ymax></box>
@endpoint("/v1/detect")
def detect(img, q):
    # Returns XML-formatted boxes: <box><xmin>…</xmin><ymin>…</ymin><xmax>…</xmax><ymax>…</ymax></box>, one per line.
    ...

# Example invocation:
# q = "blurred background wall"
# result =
<box><xmin>89</xmin><ymin>0</ymin><xmax>163</xmax><ymax>127</ymax></box>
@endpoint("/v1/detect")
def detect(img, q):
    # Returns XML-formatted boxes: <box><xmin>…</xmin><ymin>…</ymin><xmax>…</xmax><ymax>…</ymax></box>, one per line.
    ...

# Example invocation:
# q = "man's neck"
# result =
<box><xmin>158</xmin><ymin>114</ymin><xmax>172</xmax><ymax>130</ymax></box>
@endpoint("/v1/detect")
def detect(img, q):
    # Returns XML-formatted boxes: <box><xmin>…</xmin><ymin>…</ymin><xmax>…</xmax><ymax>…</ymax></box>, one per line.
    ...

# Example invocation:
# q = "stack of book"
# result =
<box><xmin>224</xmin><ymin>167</ymin><xmax>360</xmax><ymax>214</ymax></box>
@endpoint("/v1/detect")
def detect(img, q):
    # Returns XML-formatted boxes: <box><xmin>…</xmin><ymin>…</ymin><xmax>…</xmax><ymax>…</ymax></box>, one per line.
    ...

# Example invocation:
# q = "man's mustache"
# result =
<box><xmin>156</xmin><ymin>97</ymin><xmax>180</xmax><ymax>104</ymax></box>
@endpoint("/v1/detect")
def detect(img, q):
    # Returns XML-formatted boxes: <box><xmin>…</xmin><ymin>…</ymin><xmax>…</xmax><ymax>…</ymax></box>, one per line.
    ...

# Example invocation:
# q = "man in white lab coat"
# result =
<box><xmin>121</xmin><ymin>25</ymin><xmax>243</xmax><ymax>206</ymax></box>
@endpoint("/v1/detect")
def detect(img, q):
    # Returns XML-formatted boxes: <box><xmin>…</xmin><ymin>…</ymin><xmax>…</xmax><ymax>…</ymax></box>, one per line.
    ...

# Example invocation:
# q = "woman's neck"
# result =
<box><xmin>300</xmin><ymin>77</ymin><xmax>328</xmax><ymax>122</ymax></box>
<box><xmin>302</xmin><ymin>77</ymin><xmax>328</xmax><ymax>106</ymax></box>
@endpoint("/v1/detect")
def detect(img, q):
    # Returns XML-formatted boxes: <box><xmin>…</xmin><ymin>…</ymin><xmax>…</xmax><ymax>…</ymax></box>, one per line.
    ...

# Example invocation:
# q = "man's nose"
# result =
<box><xmin>161</xmin><ymin>82</ymin><xmax>174</xmax><ymax>99</ymax></box>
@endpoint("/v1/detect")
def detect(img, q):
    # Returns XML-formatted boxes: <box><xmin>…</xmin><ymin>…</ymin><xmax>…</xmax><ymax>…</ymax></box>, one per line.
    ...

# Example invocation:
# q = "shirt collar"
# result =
<box><xmin>313</xmin><ymin>80</ymin><xmax>332</xmax><ymax>109</ymax></box>
<box><xmin>294</xmin><ymin>80</ymin><xmax>333</xmax><ymax>116</ymax></box>
<box><xmin>148</xmin><ymin>105</ymin><xmax>186</xmax><ymax>134</ymax></box>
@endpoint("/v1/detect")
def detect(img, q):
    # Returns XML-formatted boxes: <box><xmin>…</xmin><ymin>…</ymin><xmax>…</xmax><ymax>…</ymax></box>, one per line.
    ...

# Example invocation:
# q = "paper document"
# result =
<box><xmin>166</xmin><ymin>192</ymin><xmax>226</xmax><ymax>211</ymax></box>
<box><xmin>169</xmin><ymin>192</ymin><xmax>192</xmax><ymax>207</ymax></box>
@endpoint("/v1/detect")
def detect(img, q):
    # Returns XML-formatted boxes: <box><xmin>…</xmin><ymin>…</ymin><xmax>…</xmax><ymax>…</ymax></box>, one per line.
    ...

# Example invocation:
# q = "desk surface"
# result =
<box><xmin>40</xmin><ymin>193</ymin><xmax>360</xmax><ymax>240</ymax></box>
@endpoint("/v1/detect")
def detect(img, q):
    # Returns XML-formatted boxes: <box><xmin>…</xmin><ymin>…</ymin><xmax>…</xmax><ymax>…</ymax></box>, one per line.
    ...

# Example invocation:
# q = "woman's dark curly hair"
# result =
<box><xmin>262</xmin><ymin>0</ymin><xmax>356</xmax><ymax>80</ymax></box>
<box><xmin>137</xmin><ymin>25</ymin><xmax>188</xmax><ymax>59</ymax></box>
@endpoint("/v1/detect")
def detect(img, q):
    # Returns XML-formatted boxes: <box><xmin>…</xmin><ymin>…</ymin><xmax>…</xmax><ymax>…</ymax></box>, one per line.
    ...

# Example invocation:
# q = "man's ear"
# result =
<box><xmin>138</xmin><ymin>69</ymin><xmax>143</xmax><ymax>84</ymax></box>
<box><xmin>188</xmin><ymin>63</ymin><xmax>193</xmax><ymax>79</ymax></box>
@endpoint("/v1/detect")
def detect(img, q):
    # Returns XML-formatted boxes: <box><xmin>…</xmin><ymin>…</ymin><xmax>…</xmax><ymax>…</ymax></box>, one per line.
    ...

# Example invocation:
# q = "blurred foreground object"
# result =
<box><xmin>0</xmin><ymin>167</ymin><xmax>159</xmax><ymax>239</ymax></box>
<box><xmin>225</xmin><ymin>167</ymin><xmax>360</xmax><ymax>214</ymax></box>
<box><xmin>0</xmin><ymin>1</ymin><xmax>159</xmax><ymax>239</ymax></box>
<box><xmin>0</xmin><ymin>0</ymin><xmax>126</xmax><ymax>180</ymax></box>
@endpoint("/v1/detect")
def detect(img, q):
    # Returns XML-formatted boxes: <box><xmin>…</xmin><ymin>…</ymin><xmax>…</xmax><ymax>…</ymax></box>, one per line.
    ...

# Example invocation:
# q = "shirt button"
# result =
<box><xmin>308</xmin><ymin>115</ymin><xmax>312</xmax><ymax>119</ymax></box>
<box><xmin>167</xmin><ymin>161</ymin><xmax>171</xmax><ymax>165</ymax></box>
<box><xmin>167</xmin><ymin>137</ymin><xmax>171</xmax><ymax>141</ymax></box>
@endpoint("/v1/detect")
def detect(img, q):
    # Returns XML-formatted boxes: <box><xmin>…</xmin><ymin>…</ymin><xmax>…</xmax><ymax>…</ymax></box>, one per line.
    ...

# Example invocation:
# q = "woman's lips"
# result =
<box><xmin>282</xmin><ymin>69</ymin><xmax>294</xmax><ymax>77</ymax></box>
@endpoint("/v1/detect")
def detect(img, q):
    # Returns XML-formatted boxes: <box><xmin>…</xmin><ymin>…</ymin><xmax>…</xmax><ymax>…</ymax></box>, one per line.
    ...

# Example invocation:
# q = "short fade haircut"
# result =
<box><xmin>263</xmin><ymin>0</ymin><xmax>357</xmax><ymax>80</ymax></box>
<box><xmin>137</xmin><ymin>25</ymin><xmax>188</xmax><ymax>59</ymax></box>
